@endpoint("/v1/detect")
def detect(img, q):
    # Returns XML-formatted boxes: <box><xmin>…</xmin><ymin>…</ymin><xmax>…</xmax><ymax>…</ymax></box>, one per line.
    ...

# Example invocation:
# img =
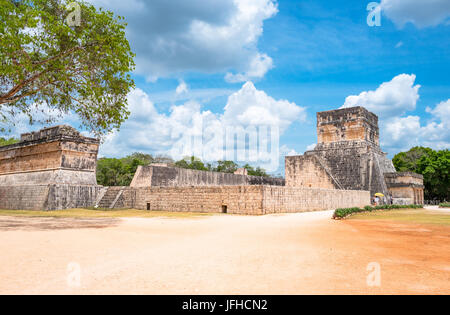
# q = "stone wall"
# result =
<box><xmin>385</xmin><ymin>172</ymin><xmax>424</xmax><ymax>204</ymax></box>
<box><xmin>0</xmin><ymin>125</ymin><xmax>102</xmax><ymax>210</ymax></box>
<box><xmin>262</xmin><ymin>186</ymin><xmax>370</xmax><ymax>214</ymax></box>
<box><xmin>0</xmin><ymin>125</ymin><xmax>99</xmax><ymax>185</ymax></box>
<box><xmin>286</xmin><ymin>142</ymin><xmax>395</xmax><ymax>196</ymax></box>
<box><xmin>317</xmin><ymin>106</ymin><xmax>380</xmax><ymax>146</ymax></box>
<box><xmin>0</xmin><ymin>185</ymin><xmax>102</xmax><ymax>210</ymax></box>
<box><xmin>130</xmin><ymin>165</ymin><xmax>285</xmax><ymax>188</ymax></box>
<box><xmin>285</xmin><ymin>155</ymin><xmax>337</xmax><ymax>189</ymax></box>
<box><xmin>0</xmin><ymin>169</ymin><xmax>97</xmax><ymax>186</ymax></box>
<box><xmin>104</xmin><ymin>185</ymin><xmax>370</xmax><ymax>215</ymax></box>
<box><xmin>0</xmin><ymin>185</ymin><xmax>50</xmax><ymax>210</ymax></box>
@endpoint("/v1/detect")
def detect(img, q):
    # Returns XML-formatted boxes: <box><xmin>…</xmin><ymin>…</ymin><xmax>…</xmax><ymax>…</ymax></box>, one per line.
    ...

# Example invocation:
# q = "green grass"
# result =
<box><xmin>348</xmin><ymin>209</ymin><xmax>450</xmax><ymax>226</ymax></box>
<box><xmin>0</xmin><ymin>208</ymin><xmax>215</xmax><ymax>219</ymax></box>
<box><xmin>440</xmin><ymin>203</ymin><xmax>450</xmax><ymax>208</ymax></box>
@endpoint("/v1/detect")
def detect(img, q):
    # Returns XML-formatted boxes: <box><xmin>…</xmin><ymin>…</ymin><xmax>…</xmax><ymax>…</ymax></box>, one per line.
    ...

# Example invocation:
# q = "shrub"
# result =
<box><xmin>332</xmin><ymin>204</ymin><xmax>423</xmax><ymax>219</ymax></box>
<box><xmin>439</xmin><ymin>203</ymin><xmax>450</xmax><ymax>208</ymax></box>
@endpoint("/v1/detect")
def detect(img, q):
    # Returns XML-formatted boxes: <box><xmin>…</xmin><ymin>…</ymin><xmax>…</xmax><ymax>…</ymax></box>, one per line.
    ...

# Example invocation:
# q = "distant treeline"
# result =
<box><xmin>97</xmin><ymin>153</ymin><xmax>271</xmax><ymax>187</ymax></box>
<box><xmin>0</xmin><ymin>137</ymin><xmax>19</xmax><ymax>147</ymax></box>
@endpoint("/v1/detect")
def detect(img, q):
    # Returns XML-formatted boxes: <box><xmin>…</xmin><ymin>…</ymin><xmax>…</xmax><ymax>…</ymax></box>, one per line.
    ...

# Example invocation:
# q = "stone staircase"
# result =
<box><xmin>96</xmin><ymin>187</ymin><xmax>125</xmax><ymax>209</ymax></box>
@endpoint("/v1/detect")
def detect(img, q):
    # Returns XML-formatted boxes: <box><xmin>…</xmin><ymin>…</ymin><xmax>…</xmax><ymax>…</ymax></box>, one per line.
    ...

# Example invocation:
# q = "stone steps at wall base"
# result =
<box><xmin>97</xmin><ymin>187</ymin><xmax>125</xmax><ymax>209</ymax></box>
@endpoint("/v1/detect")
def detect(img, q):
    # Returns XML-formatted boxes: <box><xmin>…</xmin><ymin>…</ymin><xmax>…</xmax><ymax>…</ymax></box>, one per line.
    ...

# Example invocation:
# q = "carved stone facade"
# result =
<box><xmin>286</xmin><ymin>106</ymin><xmax>424</xmax><ymax>204</ymax></box>
<box><xmin>0</xmin><ymin>126</ymin><xmax>102</xmax><ymax>210</ymax></box>
<box><xmin>384</xmin><ymin>172</ymin><xmax>424</xmax><ymax>205</ymax></box>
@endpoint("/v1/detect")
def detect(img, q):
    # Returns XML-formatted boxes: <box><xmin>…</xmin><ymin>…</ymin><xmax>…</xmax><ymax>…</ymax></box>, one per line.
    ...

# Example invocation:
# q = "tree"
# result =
<box><xmin>96</xmin><ymin>152</ymin><xmax>160</xmax><ymax>186</ymax></box>
<box><xmin>243</xmin><ymin>163</ymin><xmax>269</xmax><ymax>177</ymax></box>
<box><xmin>392</xmin><ymin>147</ymin><xmax>432</xmax><ymax>172</ymax></box>
<box><xmin>175</xmin><ymin>156</ymin><xmax>208</xmax><ymax>171</ymax></box>
<box><xmin>416</xmin><ymin>149</ymin><xmax>449</xmax><ymax>201</ymax></box>
<box><xmin>0</xmin><ymin>137</ymin><xmax>19</xmax><ymax>146</ymax></box>
<box><xmin>393</xmin><ymin>147</ymin><xmax>449</xmax><ymax>201</ymax></box>
<box><xmin>0</xmin><ymin>0</ymin><xmax>135</xmax><ymax>136</ymax></box>
<box><xmin>214</xmin><ymin>160</ymin><xmax>238</xmax><ymax>173</ymax></box>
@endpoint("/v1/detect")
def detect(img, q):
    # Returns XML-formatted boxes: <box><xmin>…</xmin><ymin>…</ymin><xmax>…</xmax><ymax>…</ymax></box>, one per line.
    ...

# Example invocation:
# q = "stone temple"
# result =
<box><xmin>0</xmin><ymin>106</ymin><xmax>424</xmax><ymax>213</ymax></box>
<box><xmin>286</xmin><ymin>106</ymin><xmax>424</xmax><ymax>204</ymax></box>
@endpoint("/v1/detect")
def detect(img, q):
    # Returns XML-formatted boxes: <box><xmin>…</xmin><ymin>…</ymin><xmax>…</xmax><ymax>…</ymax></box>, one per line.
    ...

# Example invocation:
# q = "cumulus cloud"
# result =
<box><xmin>175</xmin><ymin>80</ymin><xmax>189</xmax><ymax>95</ymax></box>
<box><xmin>426</xmin><ymin>99</ymin><xmax>450</xmax><ymax>122</ymax></box>
<box><xmin>89</xmin><ymin>0</ymin><xmax>278</xmax><ymax>81</ymax></box>
<box><xmin>341</xmin><ymin>74</ymin><xmax>420</xmax><ymax>118</ymax></box>
<box><xmin>340</xmin><ymin>75</ymin><xmax>448</xmax><ymax>153</ymax></box>
<box><xmin>222</xmin><ymin>82</ymin><xmax>306</xmax><ymax>132</ymax></box>
<box><xmin>225</xmin><ymin>53</ymin><xmax>274</xmax><ymax>83</ymax></box>
<box><xmin>381</xmin><ymin>99</ymin><xmax>450</xmax><ymax>152</ymax></box>
<box><xmin>381</xmin><ymin>0</ymin><xmax>450</xmax><ymax>28</ymax></box>
<box><xmin>100</xmin><ymin>82</ymin><xmax>305</xmax><ymax>171</ymax></box>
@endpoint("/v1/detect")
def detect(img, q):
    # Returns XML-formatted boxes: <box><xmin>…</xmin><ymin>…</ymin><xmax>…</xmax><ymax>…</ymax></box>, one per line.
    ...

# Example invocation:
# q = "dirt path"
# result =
<box><xmin>0</xmin><ymin>211</ymin><xmax>448</xmax><ymax>295</ymax></box>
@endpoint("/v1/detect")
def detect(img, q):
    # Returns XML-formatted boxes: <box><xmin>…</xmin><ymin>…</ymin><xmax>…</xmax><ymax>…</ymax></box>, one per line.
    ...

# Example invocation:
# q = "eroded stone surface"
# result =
<box><xmin>0</xmin><ymin>125</ymin><xmax>102</xmax><ymax>210</ymax></box>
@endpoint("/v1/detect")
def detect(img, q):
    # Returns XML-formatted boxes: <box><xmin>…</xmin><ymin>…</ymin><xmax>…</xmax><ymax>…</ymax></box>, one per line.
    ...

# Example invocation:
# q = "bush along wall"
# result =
<box><xmin>440</xmin><ymin>203</ymin><xmax>450</xmax><ymax>208</ymax></box>
<box><xmin>332</xmin><ymin>204</ymin><xmax>424</xmax><ymax>220</ymax></box>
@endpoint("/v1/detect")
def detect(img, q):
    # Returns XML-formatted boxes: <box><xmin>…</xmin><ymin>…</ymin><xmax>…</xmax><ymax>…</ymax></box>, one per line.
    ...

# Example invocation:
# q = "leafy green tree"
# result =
<box><xmin>0</xmin><ymin>0</ymin><xmax>135</xmax><ymax>136</ymax></box>
<box><xmin>175</xmin><ymin>156</ymin><xmax>208</xmax><ymax>171</ymax></box>
<box><xmin>416</xmin><ymin>149</ymin><xmax>449</xmax><ymax>201</ymax></box>
<box><xmin>214</xmin><ymin>160</ymin><xmax>238</xmax><ymax>173</ymax></box>
<box><xmin>96</xmin><ymin>158</ymin><xmax>125</xmax><ymax>186</ymax></box>
<box><xmin>243</xmin><ymin>163</ymin><xmax>269</xmax><ymax>177</ymax></box>
<box><xmin>393</xmin><ymin>147</ymin><xmax>449</xmax><ymax>200</ymax></box>
<box><xmin>0</xmin><ymin>137</ymin><xmax>19</xmax><ymax>147</ymax></box>
<box><xmin>96</xmin><ymin>152</ymin><xmax>163</xmax><ymax>186</ymax></box>
<box><xmin>392</xmin><ymin>147</ymin><xmax>433</xmax><ymax>172</ymax></box>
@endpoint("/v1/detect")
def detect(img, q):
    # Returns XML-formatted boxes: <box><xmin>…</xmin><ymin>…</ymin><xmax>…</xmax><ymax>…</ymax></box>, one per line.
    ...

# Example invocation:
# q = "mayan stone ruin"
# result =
<box><xmin>0</xmin><ymin>106</ymin><xmax>424</xmax><ymax>212</ymax></box>
<box><xmin>0</xmin><ymin>125</ymin><xmax>103</xmax><ymax>210</ymax></box>
<box><xmin>286</xmin><ymin>106</ymin><xmax>424</xmax><ymax>204</ymax></box>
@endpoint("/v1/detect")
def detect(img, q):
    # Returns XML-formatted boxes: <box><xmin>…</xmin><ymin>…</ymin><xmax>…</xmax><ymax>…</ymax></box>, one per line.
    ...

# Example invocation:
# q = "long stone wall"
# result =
<box><xmin>0</xmin><ymin>185</ymin><xmax>102</xmax><ymax>210</ymax></box>
<box><xmin>104</xmin><ymin>185</ymin><xmax>370</xmax><ymax>215</ymax></box>
<box><xmin>130</xmin><ymin>165</ymin><xmax>285</xmax><ymax>188</ymax></box>
<box><xmin>262</xmin><ymin>186</ymin><xmax>370</xmax><ymax>214</ymax></box>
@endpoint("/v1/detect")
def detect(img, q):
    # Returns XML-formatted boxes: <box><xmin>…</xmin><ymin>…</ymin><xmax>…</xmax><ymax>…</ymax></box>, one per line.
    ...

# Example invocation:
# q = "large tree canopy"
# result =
<box><xmin>0</xmin><ymin>0</ymin><xmax>135</xmax><ymax>136</ymax></box>
<box><xmin>393</xmin><ymin>147</ymin><xmax>449</xmax><ymax>201</ymax></box>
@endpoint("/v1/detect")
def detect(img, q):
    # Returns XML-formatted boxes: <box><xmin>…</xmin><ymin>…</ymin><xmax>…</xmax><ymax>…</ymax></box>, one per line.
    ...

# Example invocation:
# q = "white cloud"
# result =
<box><xmin>395</xmin><ymin>41</ymin><xmax>403</xmax><ymax>48</ymax></box>
<box><xmin>100</xmin><ymin>82</ymin><xmax>306</xmax><ymax>169</ymax></box>
<box><xmin>280</xmin><ymin>145</ymin><xmax>299</xmax><ymax>157</ymax></box>
<box><xmin>175</xmin><ymin>80</ymin><xmax>189</xmax><ymax>95</ymax></box>
<box><xmin>381</xmin><ymin>0</ymin><xmax>450</xmax><ymax>28</ymax></box>
<box><xmin>222</xmin><ymin>82</ymin><xmax>306</xmax><ymax>132</ymax></box>
<box><xmin>89</xmin><ymin>0</ymin><xmax>278</xmax><ymax>81</ymax></box>
<box><xmin>426</xmin><ymin>99</ymin><xmax>450</xmax><ymax>122</ymax></box>
<box><xmin>306</xmin><ymin>143</ymin><xmax>317</xmax><ymax>151</ymax></box>
<box><xmin>340</xmin><ymin>75</ymin><xmax>448</xmax><ymax>153</ymax></box>
<box><xmin>341</xmin><ymin>74</ymin><xmax>420</xmax><ymax>118</ymax></box>
<box><xmin>381</xmin><ymin>100</ymin><xmax>450</xmax><ymax>152</ymax></box>
<box><xmin>225</xmin><ymin>53</ymin><xmax>273</xmax><ymax>83</ymax></box>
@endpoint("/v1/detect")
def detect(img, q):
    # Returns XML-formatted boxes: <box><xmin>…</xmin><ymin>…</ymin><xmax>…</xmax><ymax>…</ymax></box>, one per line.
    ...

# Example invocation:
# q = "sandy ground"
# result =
<box><xmin>0</xmin><ymin>210</ymin><xmax>449</xmax><ymax>295</ymax></box>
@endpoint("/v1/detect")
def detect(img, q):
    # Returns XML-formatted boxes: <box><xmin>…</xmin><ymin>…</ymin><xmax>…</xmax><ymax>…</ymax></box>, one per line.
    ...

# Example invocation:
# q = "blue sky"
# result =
<box><xmin>9</xmin><ymin>0</ymin><xmax>450</xmax><ymax>174</ymax></box>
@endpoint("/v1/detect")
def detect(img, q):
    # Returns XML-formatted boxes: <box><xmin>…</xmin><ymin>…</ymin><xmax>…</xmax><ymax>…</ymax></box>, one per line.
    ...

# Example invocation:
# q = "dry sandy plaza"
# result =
<box><xmin>0</xmin><ymin>206</ymin><xmax>449</xmax><ymax>295</ymax></box>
